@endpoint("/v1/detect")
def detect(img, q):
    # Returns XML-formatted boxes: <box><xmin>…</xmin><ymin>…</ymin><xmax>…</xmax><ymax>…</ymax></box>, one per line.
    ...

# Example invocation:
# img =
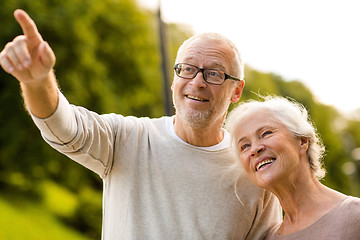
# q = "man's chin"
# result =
<box><xmin>179</xmin><ymin>110</ymin><xmax>212</xmax><ymax>128</ymax></box>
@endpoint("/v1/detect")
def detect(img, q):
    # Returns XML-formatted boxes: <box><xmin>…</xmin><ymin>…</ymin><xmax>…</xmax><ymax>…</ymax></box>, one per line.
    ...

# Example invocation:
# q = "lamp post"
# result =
<box><xmin>157</xmin><ymin>0</ymin><xmax>174</xmax><ymax>116</ymax></box>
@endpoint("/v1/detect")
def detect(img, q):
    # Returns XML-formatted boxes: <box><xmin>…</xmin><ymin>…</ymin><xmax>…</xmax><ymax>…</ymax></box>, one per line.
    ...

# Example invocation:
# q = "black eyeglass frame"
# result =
<box><xmin>173</xmin><ymin>63</ymin><xmax>241</xmax><ymax>85</ymax></box>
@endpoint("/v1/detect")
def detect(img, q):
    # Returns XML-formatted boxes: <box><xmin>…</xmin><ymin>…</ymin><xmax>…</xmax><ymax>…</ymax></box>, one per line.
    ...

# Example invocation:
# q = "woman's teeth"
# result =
<box><xmin>256</xmin><ymin>158</ymin><xmax>275</xmax><ymax>171</ymax></box>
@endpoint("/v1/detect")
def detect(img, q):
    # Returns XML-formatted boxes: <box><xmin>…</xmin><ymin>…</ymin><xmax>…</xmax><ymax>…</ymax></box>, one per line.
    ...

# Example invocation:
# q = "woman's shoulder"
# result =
<box><xmin>337</xmin><ymin>195</ymin><xmax>360</xmax><ymax>221</ymax></box>
<box><xmin>340</xmin><ymin>196</ymin><xmax>360</xmax><ymax>238</ymax></box>
<box><xmin>340</xmin><ymin>195</ymin><xmax>360</xmax><ymax>206</ymax></box>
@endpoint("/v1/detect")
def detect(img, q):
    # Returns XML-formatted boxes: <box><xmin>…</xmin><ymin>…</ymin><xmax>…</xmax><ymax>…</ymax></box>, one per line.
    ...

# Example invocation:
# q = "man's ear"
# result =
<box><xmin>231</xmin><ymin>80</ymin><xmax>245</xmax><ymax>103</ymax></box>
<box><xmin>171</xmin><ymin>80</ymin><xmax>174</xmax><ymax>92</ymax></box>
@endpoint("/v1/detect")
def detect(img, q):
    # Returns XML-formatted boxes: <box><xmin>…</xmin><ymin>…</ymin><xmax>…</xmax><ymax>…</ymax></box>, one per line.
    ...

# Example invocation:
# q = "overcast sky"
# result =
<box><xmin>138</xmin><ymin>0</ymin><xmax>360</xmax><ymax>117</ymax></box>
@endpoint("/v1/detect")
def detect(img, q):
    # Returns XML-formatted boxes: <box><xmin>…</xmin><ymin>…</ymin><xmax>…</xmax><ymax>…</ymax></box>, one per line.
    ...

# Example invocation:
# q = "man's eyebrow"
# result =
<box><xmin>208</xmin><ymin>62</ymin><xmax>226</xmax><ymax>71</ymax></box>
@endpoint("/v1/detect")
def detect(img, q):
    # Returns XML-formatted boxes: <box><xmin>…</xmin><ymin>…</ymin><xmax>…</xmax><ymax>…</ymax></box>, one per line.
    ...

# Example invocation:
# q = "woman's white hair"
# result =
<box><xmin>225</xmin><ymin>95</ymin><xmax>326</xmax><ymax>180</ymax></box>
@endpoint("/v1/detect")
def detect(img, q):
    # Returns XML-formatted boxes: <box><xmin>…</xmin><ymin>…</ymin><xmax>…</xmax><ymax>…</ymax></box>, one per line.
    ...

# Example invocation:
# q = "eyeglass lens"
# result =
<box><xmin>175</xmin><ymin>63</ymin><xmax>225</xmax><ymax>84</ymax></box>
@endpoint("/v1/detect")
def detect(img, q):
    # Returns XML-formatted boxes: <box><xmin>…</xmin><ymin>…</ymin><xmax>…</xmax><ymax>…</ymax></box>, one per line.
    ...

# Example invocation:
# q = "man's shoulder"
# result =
<box><xmin>101</xmin><ymin>114</ymin><xmax>167</xmax><ymax>127</ymax></box>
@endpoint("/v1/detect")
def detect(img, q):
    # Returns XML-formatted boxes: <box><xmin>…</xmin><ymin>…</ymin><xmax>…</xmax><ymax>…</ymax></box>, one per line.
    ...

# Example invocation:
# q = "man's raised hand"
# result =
<box><xmin>0</xmin><ymin>9</ymin><xmax>55</xmax><ymax>83</ymax></box>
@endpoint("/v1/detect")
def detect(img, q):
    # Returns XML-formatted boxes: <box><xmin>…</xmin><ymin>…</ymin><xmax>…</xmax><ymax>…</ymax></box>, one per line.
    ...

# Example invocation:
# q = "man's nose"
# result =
<box><xmin>189</xmin><ymin>70</ymin><xmax>207</xmax><ymax>87</ymax></box>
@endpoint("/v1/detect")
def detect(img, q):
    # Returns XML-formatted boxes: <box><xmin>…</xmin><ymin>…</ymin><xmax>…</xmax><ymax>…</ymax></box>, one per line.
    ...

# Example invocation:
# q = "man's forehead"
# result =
<box><xmin>178</xmin><ymin>44</ymin><xmax>233</xmax><ymax>70</ymax></box>
<box><xmin>180</xmin><ymin>55</ymin><xmax>225</xmax><ymax>68</ymax></box>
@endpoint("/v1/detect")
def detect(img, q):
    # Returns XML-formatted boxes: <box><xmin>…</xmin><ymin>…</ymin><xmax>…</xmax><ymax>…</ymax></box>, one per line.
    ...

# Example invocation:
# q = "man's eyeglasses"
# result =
<box><xmin>174</xmin><ymin>63</ymin><xmax>241</xmax><ymax>85</ymax></box>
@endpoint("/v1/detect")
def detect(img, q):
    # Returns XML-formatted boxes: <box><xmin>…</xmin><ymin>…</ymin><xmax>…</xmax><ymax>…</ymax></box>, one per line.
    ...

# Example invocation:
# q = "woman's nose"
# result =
<box><xmin>250</xmin><ymin>144</ymin><xmax>265</xmax><ymax>156</ymax></box>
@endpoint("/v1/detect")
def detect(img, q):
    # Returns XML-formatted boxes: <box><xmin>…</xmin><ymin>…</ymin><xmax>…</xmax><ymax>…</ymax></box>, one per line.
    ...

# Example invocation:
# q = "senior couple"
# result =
<box><xmin>1</xmin><ymin>9</ymin><xmax>359</xmax><ymax>240</ymax></box>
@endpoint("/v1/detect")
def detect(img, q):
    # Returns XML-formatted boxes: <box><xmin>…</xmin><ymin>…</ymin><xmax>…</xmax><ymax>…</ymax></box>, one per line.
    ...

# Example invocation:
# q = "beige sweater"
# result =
<box><xmin>265</xmin><ymin>196</ymin><xmax>360</xmax><ymax>240</ymax></box>
<box><xmin>32</xmin><ymin>92</ymin><xmax>282</xmax><ymax>240</ymax></box>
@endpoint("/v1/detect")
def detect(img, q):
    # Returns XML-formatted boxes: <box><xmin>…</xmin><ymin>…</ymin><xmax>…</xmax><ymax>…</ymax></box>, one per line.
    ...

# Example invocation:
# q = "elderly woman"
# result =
<box><xmin>225</xmin><ymin>95</ymin><xmax>360</xmax><ymax>240</ymax></box>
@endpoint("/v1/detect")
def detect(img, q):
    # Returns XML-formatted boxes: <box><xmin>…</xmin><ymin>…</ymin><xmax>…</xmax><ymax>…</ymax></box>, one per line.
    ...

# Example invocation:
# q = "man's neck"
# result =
<box><xmin>173</xmin><ymin>116</ymin><xmax>224</xmax><ymax>147</ymax></box>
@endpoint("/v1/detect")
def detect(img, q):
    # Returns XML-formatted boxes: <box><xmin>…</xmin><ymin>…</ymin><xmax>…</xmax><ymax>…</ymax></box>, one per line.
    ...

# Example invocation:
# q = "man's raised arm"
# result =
<box><xmin>0</xmin><ymin>9</ymin><xmax>58</xmax><ymax>118</ymax></box>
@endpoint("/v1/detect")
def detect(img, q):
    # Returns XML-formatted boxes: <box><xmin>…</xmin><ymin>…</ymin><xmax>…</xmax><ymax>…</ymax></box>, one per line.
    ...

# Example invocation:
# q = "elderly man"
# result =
<box><xmin>0</xmin><ymin>9</ymin><xmax>281</xmax><ymax>240</ymax></box>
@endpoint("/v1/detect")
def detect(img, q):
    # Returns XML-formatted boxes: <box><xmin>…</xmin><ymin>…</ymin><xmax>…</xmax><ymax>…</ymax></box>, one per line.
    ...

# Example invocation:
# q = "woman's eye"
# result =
<box><xmin>240</xmin><ymin>143</ymin><xmax>250</xmax><ymax>151</ymax></box>
<box><xmin>262</xmin><ymin>131</ymin><xmax>273</xmax><ymax>137</ymax></box>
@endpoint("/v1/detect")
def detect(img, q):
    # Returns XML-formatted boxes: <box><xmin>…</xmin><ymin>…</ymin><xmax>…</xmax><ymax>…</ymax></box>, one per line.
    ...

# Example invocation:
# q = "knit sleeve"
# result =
<box><xmin>30</xmin><ymin>90</ymin><xmax>117</xmax><ymax>178</ymax></box>
<box><xmin>31</xmin><ymin>90</ymin><xmax>78</xmax><ymax>144</ymax></box>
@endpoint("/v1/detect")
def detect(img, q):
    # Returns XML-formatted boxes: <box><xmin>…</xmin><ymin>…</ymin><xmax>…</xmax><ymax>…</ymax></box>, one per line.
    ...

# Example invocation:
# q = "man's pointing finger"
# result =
<box><xmin>14</xmin><ymin>9</ymin><xmax>43</xmax><ymax>44</ymax></box>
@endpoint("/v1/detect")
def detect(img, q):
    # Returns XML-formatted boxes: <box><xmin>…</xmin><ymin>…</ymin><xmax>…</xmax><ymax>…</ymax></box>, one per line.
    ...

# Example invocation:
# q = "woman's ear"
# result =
<box><xmin>300</xmin><ymin>137</ymin><xmax>309</xmax><ymax>153</ymax></box>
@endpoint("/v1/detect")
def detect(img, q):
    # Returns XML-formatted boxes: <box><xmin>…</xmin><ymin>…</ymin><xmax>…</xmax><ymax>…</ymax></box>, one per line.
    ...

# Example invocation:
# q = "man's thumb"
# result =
<box><xmin>38</xmin><ymin>41</ymin><xmax>55</xmax><ymax>69</ymax></box>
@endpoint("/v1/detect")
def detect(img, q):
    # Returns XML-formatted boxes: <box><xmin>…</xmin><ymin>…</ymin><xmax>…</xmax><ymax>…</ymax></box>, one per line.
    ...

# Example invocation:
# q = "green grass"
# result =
<box><xmin>40</xmin><ymin>181</ymin><xmax>78</xmax><ymax>218</ymax></box>
<box><xmin>0</xmin><ymin>196</ymin><xmax>90</xmax><ymax>240</ymax></box>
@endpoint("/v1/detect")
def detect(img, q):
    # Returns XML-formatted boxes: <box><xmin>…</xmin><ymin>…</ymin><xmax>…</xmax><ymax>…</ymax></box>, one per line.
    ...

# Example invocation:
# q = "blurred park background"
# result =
<box><xmin>1</xmin><ymin>0</ymin><xmax>359</xmax><ymax>239</ymax></box>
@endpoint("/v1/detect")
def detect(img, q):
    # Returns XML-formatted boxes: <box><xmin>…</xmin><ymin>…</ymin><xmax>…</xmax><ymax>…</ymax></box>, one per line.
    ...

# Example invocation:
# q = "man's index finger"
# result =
<box><xmin>14</xmin><ymin>9</ymin><xmax>43</xmax><ymax>44</ymax></box>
